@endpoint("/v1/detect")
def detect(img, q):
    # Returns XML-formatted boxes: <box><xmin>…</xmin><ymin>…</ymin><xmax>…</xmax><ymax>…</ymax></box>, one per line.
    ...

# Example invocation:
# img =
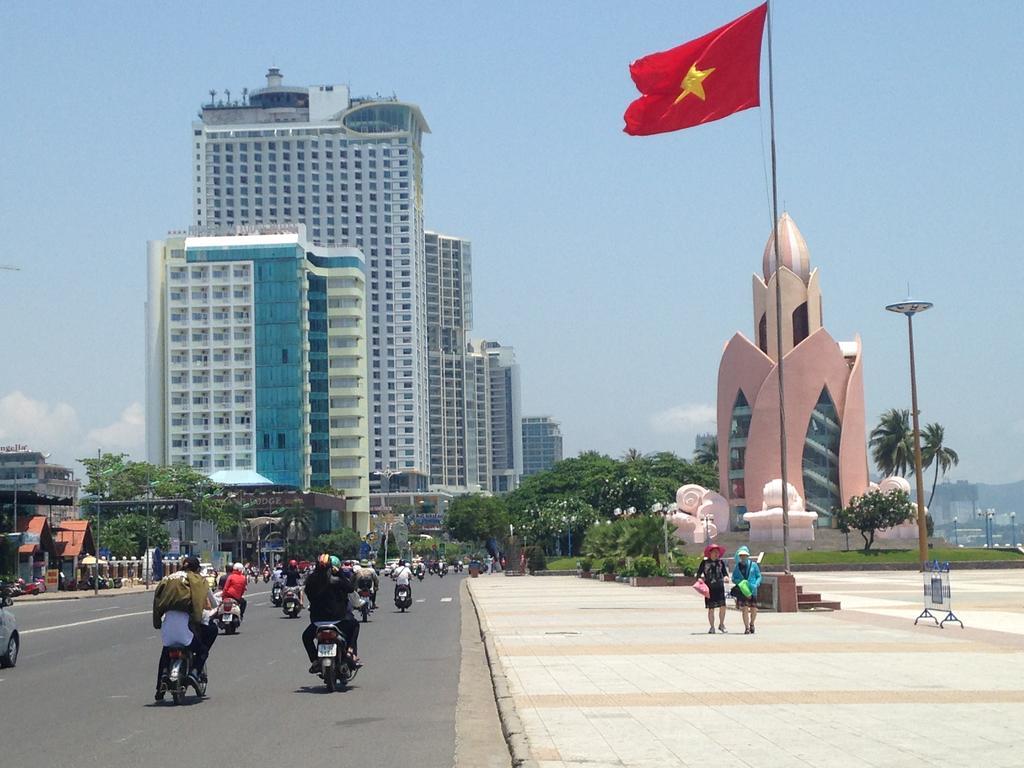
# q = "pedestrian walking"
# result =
<box><xmin>695</xmin><ymin>544</ymin><xmax>729</xmax><ymax>633</ymax></box>
<box><xmin>731</xmin><ymin>546</ymin><xmax>762</xmax><ymax>634</ymax></box>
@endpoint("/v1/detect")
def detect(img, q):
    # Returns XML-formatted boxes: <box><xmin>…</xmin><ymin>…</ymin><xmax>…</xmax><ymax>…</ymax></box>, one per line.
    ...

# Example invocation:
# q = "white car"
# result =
<box><xmin>0</xmin><ymin>590</ymin><xmax>18</xmax><ymax>668</ymax></box>
<box><xmin>382</xmin><ymin>560</ymin><xmax>399</xmax><ymax>577</ymax></box>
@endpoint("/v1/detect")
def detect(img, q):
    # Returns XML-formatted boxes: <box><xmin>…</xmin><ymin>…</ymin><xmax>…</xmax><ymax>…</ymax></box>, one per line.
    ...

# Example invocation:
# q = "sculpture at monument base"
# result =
<box><xmin>744</xmin><ymin>479</ymin><xmax>819</xmax><ymax>542</ymax></box>
<box><xmin>671</xmin><ymin>484</ymin><xmax>729</xmax><ymax>545</ymax></box>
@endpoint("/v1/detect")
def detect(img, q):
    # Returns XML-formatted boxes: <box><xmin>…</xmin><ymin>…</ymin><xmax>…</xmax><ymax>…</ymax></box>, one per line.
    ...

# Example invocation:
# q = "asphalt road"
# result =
<box><xmin>1</xmin><ymin>572</ymin><xmax>467</xmax><ymax>766</ymax></box>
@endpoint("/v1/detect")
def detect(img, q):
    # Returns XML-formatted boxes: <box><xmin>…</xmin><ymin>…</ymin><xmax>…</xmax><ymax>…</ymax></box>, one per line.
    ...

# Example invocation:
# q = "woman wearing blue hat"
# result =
<box><xmin>731</xmin><ymin>546</ymin><xmax>762</xmax><ymax>634</ymax></box>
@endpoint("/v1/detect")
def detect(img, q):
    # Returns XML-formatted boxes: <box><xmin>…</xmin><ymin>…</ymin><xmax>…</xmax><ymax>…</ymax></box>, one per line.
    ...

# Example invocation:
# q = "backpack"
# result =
<box><xmin>153</xmin><ymin>572</ymin><xmax>194</xmax><ymax>617</ymax></box>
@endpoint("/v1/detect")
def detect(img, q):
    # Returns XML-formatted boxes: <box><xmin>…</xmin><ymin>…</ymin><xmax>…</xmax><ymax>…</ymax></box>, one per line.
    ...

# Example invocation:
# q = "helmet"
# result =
<box><xmin>289</xmin><ymin>559</ymin><xmax>298</xmax><ymax>568</ymax></box>
<box><xmin>317</xmin><ymin>554</ymin><xmax>331</xmax><ymax>569</ymax></box>
<box><xmin>233</xmin><ymin>562</ymin><xmax>244</xmax><ymax>572</ymax></box>
<box><xmin>360</xmin><ymin>559</ymin><xmax>369</xmax><ymax>567</ymax></box>
<box><xmin>329</xmin><ymin>555</ymin><xmax>341</xmax><ymax>569</ymax></box>
<box><xmin>182</xmin><ymin>556</ymin><xmax>201</xmax><ymax>572</ymax></box>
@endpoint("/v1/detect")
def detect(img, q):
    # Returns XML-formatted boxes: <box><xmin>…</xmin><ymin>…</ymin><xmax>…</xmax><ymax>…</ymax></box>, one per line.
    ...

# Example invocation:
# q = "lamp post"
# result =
<box><xmin>1012</xmin><ymin>512</ymin><xmax>1017</xmax><ymax>548</ymax></box>
<box><xmin>886</xmin><ymin>298</ymin><xmax>933</xmax><ymax>565</ymax></box>
<box><xmin>953</xmin><ymin>516</ymin><xmax>959</xmax><ymax>547</ymax></box>
<box><xmin>987</xmin><ymin>509</ymin><xmax>995</xmax><ymax>548</ymax></box>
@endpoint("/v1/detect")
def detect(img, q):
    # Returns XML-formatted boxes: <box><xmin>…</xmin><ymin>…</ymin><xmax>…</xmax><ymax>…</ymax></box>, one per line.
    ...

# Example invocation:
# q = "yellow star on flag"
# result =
<box><xmin>673</xmin><ymin>63</ymin><xmax>716</xmax><ymax>105</ymax></box>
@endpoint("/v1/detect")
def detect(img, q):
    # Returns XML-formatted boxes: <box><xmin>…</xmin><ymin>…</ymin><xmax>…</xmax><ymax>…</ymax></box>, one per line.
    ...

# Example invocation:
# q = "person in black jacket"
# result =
<box><xmin>302</xmin><ymin>554</ymin><xmax>360</xmax><ymax>673</ymax></box>
<box><xmin>695</xmin><ymin>544</ymin><xmax>730</xmax><ymax>634</ymax></box>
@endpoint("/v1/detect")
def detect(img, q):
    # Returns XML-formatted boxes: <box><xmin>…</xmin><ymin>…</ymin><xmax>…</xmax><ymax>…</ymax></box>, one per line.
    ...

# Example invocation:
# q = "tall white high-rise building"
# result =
<box><xmin>191</xmin><ymin>68</ymin><xmax>431</xmax><ymax>488</ymax></box>
<box><xmin>425</xmin><ymin>232</ymin><xmax>477</xmax><ymax>489</ymax></box>
<box><xmin>467</xmin><ymin>340</ymin><xmax>523</xmax><ymax>492</ymax></box>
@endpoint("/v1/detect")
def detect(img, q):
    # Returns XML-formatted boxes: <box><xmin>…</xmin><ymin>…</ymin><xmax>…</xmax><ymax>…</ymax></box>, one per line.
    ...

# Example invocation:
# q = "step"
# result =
<box><xmin>797</xmin><ymin>592</ymin><xmax>823</xmax><ymax>603</ymax></box>
<box><xmin>798</xmin><ymin>599</ymin><xmax>842</xmax><ymax>611</ymax></box>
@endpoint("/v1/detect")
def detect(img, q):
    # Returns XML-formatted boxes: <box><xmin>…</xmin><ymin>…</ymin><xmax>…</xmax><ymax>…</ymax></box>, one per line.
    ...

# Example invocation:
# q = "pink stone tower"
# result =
<box><xmin>716</xmin><ymin>214</ymin><xmax>869</xmax><ymax>528</ymax></box>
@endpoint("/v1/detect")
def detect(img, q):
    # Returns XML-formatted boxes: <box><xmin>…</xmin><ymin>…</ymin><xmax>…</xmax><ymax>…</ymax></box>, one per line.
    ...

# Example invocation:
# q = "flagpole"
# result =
<box><xmin>766</xmin><ymin>1</ymin><xmax>791</xmax><ymax>574</ymax></box>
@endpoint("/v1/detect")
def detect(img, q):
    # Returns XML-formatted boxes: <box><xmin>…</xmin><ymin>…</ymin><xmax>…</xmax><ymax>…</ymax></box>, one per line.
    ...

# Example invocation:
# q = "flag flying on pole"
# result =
<box><xmin>624</xmin><ymin>3</ymin><xmax>767</xmax><ymax>136</ymax></box>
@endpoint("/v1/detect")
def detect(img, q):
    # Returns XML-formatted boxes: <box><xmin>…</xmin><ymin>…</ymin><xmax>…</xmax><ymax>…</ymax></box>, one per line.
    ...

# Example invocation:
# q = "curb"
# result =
<box><xmin>466</xmin><ymin>581</ymin><xmax>540</xmax><ymax>768</ymax></box>
<box><xmin>14</xmin><ymin>588</ymin><xmax>152</xmax><ymax>603</ymax></box>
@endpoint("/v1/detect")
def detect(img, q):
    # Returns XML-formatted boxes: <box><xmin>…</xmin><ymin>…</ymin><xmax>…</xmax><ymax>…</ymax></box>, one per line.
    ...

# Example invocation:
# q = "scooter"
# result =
<box><xmin>395</xmin><ymin>584</ymin><xmax>412</xmax><ymax>612</ymax></box>
<box><xmin>271</xmin><ymin>582</ymin><xmax>283</xmax><ymax>607</ymax></box>
<box><xmin>357</xmin><ymin>587</ymin><xmax>372</xmax><ymax>623</ymax></box>
<box><xmin>157</xmin><ymin>645</ymin><xmax>206</xmax><ymax>705</ymax></box>
<box><xmin>312</xmin><ymin>621</ymin><xmax>358</xmax><ymax>693</ymax></box>
<box><xmin>216</xmin><ymin>597</ymin><xmax>242</xmax><ymax>634</ymax></box>
<box><xmin>282</xmin><ymin>587</ymin><xmax>302</xmax><ymax>618</ymax></box>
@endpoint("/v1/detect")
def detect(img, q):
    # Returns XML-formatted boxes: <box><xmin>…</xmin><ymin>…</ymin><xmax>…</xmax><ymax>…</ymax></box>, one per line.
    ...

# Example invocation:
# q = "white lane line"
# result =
<box><xmin>22</xmin><ymin>610</ymin><xmax>151</xmax><ymax>635</ymax></box>
<box><xmin>92</xmin><ymin>606</ymin><xmax>121</xmax><ymax>612</ymax></box>
<box><xmin>440</xmin><ymin>597</ymin><xmax>453</xmax><ymax>603</ymax></box>
<box><xmin>415</xmin><ymin>599</ymin><xmax>426</xmax><ymax>603</ymax></box>
<box><xmin>109</xmin><ymin>695</ymin><xmax>130</xmax><ymax>699</ymax></box>
<box><xmin>253</xmin><ymin>601</ymin><xmax>268</xmax><ymax>607</ymax></box>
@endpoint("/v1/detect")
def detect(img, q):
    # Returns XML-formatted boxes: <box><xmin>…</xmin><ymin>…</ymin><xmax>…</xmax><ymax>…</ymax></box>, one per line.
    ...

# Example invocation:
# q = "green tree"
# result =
<box><xmin>88</xmin><ymin>513</ymin><xmax>170</xmax><ymax>558</ymax></box>
<box><xmin>869</xmin><ymin>409</ymin><xmax>913</xmax><ymax>478</ymax></box>
<box><xmin>582</xmin><ymin>521</ymin><xmax>619</xmax><ymax>560</ymax></box>
<box><xmin>921</xmin><ymin>423</ymin><xmax>959</xmax><ymax>507</ymax></box>
<box><xmin>276</xmin><ymin>503</ymin><xmax>313</xmax><ymax>547</ymax></box>
<box><xmin>693</xmin><ymin>437</ymin><xmax>719</xmax><ymax>471</ymax></box>
<box><xmin>617</xmin><ymin>514</ymin><xmax>672</xmax><ymax>564</ymax></box>
<box><xmin>835</xmin><ymin>489</ymin><xmax>915</xmax><ymax>552</ymax></box>
<box><xmin>444</xmin><ymin>495</ymin><xmax>508</xmax><ymax>542</ymax></box>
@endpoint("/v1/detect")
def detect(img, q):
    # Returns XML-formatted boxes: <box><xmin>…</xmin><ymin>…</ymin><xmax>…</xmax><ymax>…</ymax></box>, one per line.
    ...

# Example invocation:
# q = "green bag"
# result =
<box><xmin>738</xmin><ymin>579</ymin><xmax>752</xmax><ymax>597</ymax></box>
<box><xmin>153</xmin><ymin>573</ymin><xmax>193</xmax><ymax>618</ymax></box>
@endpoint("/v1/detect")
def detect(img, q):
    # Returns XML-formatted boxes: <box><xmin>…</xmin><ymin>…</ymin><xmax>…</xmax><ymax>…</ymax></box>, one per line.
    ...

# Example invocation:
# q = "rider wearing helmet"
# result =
<box><xmin>222</xmin><ymin>561</ymin><xmax>249</xmax><ymax>616</ymax></box>
<box><xmin>302</xmin><ymin>554</ymin><xmax>361</xmax><ymax>672</ymax></box>
<box><xmin>392</xmin><ymin>558</ymin><xmax>413</xmax><ymax>601</ymax></box>
<box><xmin>354</xmin><ymin>558</ymin><xmax>379</xmax><ymax>609</ymax></box>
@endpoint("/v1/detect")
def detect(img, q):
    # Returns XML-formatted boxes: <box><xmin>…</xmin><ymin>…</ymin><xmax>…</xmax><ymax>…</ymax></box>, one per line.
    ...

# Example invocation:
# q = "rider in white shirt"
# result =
<box><xmin>393</xmin><ymin>560</ymin><xmax>413</xmax><ymax>600</ymax></box>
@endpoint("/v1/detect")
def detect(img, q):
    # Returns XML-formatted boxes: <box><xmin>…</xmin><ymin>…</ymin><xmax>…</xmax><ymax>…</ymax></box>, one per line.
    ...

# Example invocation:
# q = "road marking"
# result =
<box><xmin>92</xmin><ymin>606</ymin><xmax>120</xmax><ymax>612</ymax></box>
<box><xmin>267</xmin><ymin>659</ymin><xmax>278</xmax><ymax>665</ymax></box>
<box><xmin>109</xmin><ymin>695</ymin><xmax>129</xmax><ymax>699</ymax></box>
<box><xmin>253</xmin><ymin>601</ymin><xmax>268</xmax><ymax>607</ymax></box>
<box><xmin>415</xmin><ymin>599</ymin><xmax>426</xmax><ymax>603</ymax></box>
<box><xmin>22</xmin><ymin>610</ymin><xmax>151</xmax><ymax>635</ymax></box>
<box><xmin>441</xmin><ymin>597</ymin><xmax>453</xmax><ymax>603</ymax></box>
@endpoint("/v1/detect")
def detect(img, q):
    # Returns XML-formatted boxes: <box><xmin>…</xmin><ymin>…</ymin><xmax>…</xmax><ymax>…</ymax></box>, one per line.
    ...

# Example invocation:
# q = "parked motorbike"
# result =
<box><xmin>282</xmin><ymin>587</ymin><xmax>302</xmax><ymax>618</ymax></box>
<box><xmin>271</xmin><ymin>582</ymin><xmax>283</xmax><ymax>607</ymax></box>
<box><xmin>313</xmin><ymin>621</ymin><xmax>358</xmax><ymax>692</ymax></box>
<box><xmin>395</xmin><ymin>584</ymin><xmax>412</xmax><ymax>612</ymax></box>
<box><xmin>216</xmin><ymin>597</ymin><xmax>242</xmax><ymax>634</ymax></box>
<box><xmin>158</xmin><ymin>644</ymin><xmax>206</xmax><ymax>705</ymax></box>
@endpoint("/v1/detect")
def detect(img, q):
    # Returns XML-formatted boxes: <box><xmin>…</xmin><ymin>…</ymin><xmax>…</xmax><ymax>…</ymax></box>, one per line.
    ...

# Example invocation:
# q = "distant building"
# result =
<box><xmin>145</xmin><ymin>226</ymin><xmax>370</xmax><ymax>531</ymax></box>
<box><xmin>192</xmin><ymin>67</ymin><xmax>432</xmax><ymax>487</ymax></box>
<box><xmin>467</xmin><ymin>340</ymin><xmax>522</xmax><ymax>492</ymax></box>
<box><xmin>425</xmin><ymin>232</ymin><xmax>477</xmax><ymax>488</ymax></box>
<box><xmin>694</xmin><ymin>433</ymin><xmax>716</xmax><ymax>454</ymax></box>
<box><xmin>0</xmin><ymin>446</ymin><xmax>80</xmax><ymax>522</ymax></box>
<box><xmin>522</xmin><ymin>417</ymin><xmax>563</xmax><ymax>477</ymax></box>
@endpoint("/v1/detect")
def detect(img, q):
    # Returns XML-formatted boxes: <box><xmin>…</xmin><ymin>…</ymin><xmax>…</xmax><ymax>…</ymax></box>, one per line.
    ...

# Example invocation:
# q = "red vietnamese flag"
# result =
<box><xmin>624</xmin><ymin>3</ymin><xmax>767</xmax><ymax>136</ymax></box>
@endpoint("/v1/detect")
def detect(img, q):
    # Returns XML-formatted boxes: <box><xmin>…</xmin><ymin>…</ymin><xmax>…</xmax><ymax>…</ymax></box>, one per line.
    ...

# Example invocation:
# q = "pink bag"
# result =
<box><xmin>692</xmin><ymin>579</ymin><xmax>710</xmax><ymax>598</ymax></box>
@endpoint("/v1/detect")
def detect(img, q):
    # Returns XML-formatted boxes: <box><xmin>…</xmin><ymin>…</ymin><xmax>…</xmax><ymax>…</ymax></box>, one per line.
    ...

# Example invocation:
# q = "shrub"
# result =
<box><xmin>579</xmin><ymin>557</ymin><xmax>592</xmax><ymax>573</ymax></box>
<box><xmin>601</xmin><ymin>558</ymin><xmax>616</xmax><ymax>575</ymax></box>
<box><xmin>527</xmin><ymin>545</ymin><xmax>547</xmax><ymax>573</ymax></box>
<box><xmin>633</xmin><ymin>555</ymin><xmax>658</xmax><ymax>578</ymax></box>
<box><xmin>676</xmin><ymin>555</ymin><xmax>702</xmax><ymax>577</ymax></box>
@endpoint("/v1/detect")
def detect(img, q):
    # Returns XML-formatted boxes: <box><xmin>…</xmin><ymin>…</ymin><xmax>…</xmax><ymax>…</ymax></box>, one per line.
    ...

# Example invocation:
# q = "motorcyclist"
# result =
<box><xmin>354</xmin><ymin>559</ymin><xmax>379</xmax><ymax>609</ymax></box>
<box><xmin>153</xmin><ymin>556</ymin><xmax>217</xmax><ymax>700</ymax></box>
<box><xmin>393</xmin><ymin>558</ymin><xmax>413</xmax><ymax>601</ymax></box>
<box><xmin>222</xmin><ymin>562</ymin><xmax>249</xmax><ymax>617</ymax></box>
<box><xmin>283</xmin><ymin>559</ymin><xmax>303</xmax><ymax>607</ymax></box>
<box><xmin>272</xmin><ymin>562</ymin><xmax>284</xmax><ymax>585</ymax></box>
<box><xmin>302</xmin><ymin>554</ymin><xmax>361</xmax><ymax>673</ymax></box>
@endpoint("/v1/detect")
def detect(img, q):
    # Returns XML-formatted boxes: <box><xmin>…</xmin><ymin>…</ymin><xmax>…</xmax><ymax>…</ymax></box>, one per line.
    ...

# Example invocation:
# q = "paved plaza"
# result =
<box><xmin>469</xmin><ymin>570</ymin><xmax>1024</xmax><ymax>768</ymax></box>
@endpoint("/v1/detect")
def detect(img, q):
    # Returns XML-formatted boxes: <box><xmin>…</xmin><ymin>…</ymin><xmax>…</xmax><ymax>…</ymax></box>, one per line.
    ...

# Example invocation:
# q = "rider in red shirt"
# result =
<box><xmin>222</xmin><ymin>562</ymin><xmax>249</xmax><ymax>616</ymax></box>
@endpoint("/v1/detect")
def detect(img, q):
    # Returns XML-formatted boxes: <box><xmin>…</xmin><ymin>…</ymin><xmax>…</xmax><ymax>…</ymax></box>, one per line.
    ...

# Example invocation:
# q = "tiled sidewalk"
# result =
<box><xmin>469</xmin><ymin>572</ymin><xmax>1024</xmax><ymax>768</ymax></box>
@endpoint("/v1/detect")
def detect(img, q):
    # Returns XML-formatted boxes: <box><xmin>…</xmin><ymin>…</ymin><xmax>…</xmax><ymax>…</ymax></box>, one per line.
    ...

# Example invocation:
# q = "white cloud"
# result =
<box><xmin>650</xmin><ymin>403</ymin><xmax>716</xmax><ymax>435</ymax></box>
<box><xmin>0</xmin><ymin>390</ymin><xmax>144</xmax><ymax>467</ymax></box>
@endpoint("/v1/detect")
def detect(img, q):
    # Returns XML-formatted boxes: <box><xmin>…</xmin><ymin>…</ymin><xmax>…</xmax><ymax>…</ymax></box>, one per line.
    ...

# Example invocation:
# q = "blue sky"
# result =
<box><xmin>1</xmin><ymin>1</ymin><xmax>1022</xmax><ymax>485</ymax></box>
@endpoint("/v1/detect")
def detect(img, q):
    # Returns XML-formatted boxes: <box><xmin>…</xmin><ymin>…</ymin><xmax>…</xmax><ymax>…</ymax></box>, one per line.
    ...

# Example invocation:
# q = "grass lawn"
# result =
<box><xmin>761</xmin><ymin>547</ymin><xmax>1024</xmax><ymax>565</ymax></box>
<box><xmin>545</xmin><ymin>557</ymin><xmax>579</xmax><ymax>570</ymax></box>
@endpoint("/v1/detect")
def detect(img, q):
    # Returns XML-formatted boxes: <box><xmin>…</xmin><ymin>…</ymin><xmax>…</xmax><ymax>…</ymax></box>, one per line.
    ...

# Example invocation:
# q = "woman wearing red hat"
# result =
<box><xmin>695</xmin><ymin>544</ymin><xmax>729</xmax><ymax>634</ymax></box>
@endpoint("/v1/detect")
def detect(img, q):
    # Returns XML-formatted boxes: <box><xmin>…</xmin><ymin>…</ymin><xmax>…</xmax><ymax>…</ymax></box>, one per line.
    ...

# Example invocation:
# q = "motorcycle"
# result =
<box><xmin>313</xmin><ymin>621</ymin><xmax>358</xmax><ymax>693</ymax></box>
<box><xmin>439</xmin><ymin>564</ymin><xmax>448</xmax><ymax>578</ymax></box>
<box><xmin>282</xmin><ymin>587</ymin><xmax>302</xmax><ymax>618</ymax></box>
<box><xmin>271</xmin><ymin>582</ymin><xmax>283</xmax><ymax>606</ymax></box>
<box><xmin>395</xmin><ymin>584</ymin><xmax>412</xmax><ymax>612</ymax></box>
<box><xmin>216</xmin><ymin>597</ymin><xmax>242</xmax><ymax>634</ymax></box>
<box><xmin>158</xmin><ymin>644</ymin><xmax>206</xmax><ymax>705</ymax></box>
<box><xmin>416</xmin><ymin>569</ymin><xmax>424</xmax><ymax>582</ymax></box>
<box><xmin>262</xmin><ymin>568</ymin><xmax>270</xmax><ymax>583</ymax></box>
<box><xmin>357</xmin><ymin>587</ymin><xmax>373</xmax><ymax>623</ymax></box>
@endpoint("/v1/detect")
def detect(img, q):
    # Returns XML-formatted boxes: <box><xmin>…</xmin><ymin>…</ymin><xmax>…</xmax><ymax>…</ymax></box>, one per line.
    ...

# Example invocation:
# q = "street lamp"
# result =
<box><xmin>953</xmin><ymin>516</ymin><xmax>959</xmax><ymax>547</ymax></box>
<box><xmin>1012</xmin><ymin>512</ymin><xmax>1017</xmax><ymax>548</ymax></box>
<box><xmin>886</xmin><ymin>298</ymin><xmax>933</xmax><ymax>565</ymax></box>
<box><xmin>987</xmin><ymin>509</ymin><xmax>995</xmax><ymax>548</ymax></box>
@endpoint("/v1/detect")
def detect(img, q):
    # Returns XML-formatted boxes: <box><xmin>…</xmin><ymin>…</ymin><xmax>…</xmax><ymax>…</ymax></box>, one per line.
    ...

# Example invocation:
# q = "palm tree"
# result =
<box><xmin>869</xmin><ymin>409</ymin><xmax>913</xmax><ymax>477</ymax></box>
<box><xmin>693</xmin><ymin>437</ymin><xmax>718</xmax><ymax>470</ymax></box>
<box><xmin>276</xmin><ymin>503</ymin><xmax>313</xmax><ymax>547</ymax></box>
<box><xmin>622</xmin><ymin>448</ymin><xmax>644</xmax><ymax>463</ymax></box>
<box><xmin>921</xmin><ymin>423</ymin><xmax>959</xmax><ymax>507</ymax></box>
